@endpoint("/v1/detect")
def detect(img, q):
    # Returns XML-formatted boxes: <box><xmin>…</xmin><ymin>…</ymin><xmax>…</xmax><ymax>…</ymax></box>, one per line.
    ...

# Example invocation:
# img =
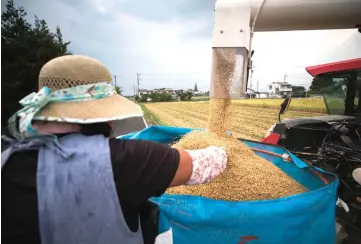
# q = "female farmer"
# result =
<box><xmin>1</xmin><ymin>55</ymin><xmax>227</xmax><ymax>244</ymax></box>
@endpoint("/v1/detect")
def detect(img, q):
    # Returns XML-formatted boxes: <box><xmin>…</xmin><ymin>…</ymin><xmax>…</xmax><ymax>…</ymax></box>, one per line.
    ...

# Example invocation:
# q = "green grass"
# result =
<box><xmin>140</xmin><ymin>103</ymin><xmax>165</xmax><ymax>126</ymax></box>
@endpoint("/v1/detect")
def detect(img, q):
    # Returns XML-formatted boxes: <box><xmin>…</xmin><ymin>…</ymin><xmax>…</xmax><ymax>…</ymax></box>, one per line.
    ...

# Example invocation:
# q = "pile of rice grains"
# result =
<box><xmin>167</xmin><ymin>48</ymin><xmax>307</xmax><ymax>201</ymax></box>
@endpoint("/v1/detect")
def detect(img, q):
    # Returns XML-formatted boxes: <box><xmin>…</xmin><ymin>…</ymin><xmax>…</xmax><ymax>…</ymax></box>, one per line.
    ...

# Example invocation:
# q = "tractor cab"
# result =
<box><xmin>268</xmin><ymin>58</ymin><xmax>361</xmax><ymax>154</ymax></box>
<box><xmin>264</xmin><ymin>58</ymin><xmax>361</xmax><ymax>146</ymax></box>
<box><xmin>306</xmin><ymin>58</ymin><xmax>361</xmax><ymax>119</ymax></box>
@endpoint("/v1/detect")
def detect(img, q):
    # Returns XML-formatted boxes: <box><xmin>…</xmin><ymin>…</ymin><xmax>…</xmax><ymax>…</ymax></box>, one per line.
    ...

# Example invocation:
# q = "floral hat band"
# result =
<box><xmin>7</xmin><ymin>54</ymin><xmax>143</xmax><ymax>141</ymax></box>
<box><xmin>8</xmin><ymin>82</ymin><xmax>116</xmax><ymax>140</ymax></box>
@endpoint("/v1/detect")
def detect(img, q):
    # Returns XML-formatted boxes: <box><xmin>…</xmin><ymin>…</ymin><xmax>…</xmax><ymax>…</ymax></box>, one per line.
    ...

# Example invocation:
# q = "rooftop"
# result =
<box><xmin>270</xmin><ymin>82</ymin><xmax>291</xmax><ymax>85</ymax></box>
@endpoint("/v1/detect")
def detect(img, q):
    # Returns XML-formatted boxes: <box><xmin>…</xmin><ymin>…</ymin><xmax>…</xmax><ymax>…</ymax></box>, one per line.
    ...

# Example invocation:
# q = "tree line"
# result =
<box><xmin>1</xmin><ymin>0</ymin><xmax>71</xmax><ymax>132</ymax></box>
<box><xmin>135</xmin><ymin>91</ymin><xmax>193</xmax><ymax>102</ymax></box>
<box><xmin>1</xmin><ymin>0</ymin><xmax>122</xmax><ymax>133</ymax></box>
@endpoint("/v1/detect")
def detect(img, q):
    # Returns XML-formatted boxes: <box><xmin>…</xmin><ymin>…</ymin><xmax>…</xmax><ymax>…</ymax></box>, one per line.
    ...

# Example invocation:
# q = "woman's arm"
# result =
<box><xmin>168</xmin><ymin>148</ymin><xmax>192</xmax><ymax>187</ymax></box>
<box><xmin>109</xmin><ymin>139</ymin><xmax>227</xmax><ymax>207</ymax></box>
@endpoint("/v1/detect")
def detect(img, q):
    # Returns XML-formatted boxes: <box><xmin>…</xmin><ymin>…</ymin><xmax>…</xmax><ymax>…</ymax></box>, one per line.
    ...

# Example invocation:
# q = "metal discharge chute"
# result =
<box><xmin>212</xmin><ymin>0</ymin><xmax>361</xmax><ymax>97</ymax></box>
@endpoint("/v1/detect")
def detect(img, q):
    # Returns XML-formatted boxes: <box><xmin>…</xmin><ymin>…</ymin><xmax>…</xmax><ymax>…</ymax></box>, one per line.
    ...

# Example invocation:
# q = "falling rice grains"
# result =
<box><xmin>168</xmin><ymin>131</ymin><xmax>307</xmax><ymax>201</ymax></box>
<box><xmin>208</xmin><ymin>48</ymin><xmax>236</xmax><ymax>136</ymax></box>
<box><xmin>166</xmin><ymin>47</ymin><xmax>307</xmax><ymax>201</ymax></box>
<box><xmin>208</xmin><ymin>98</ymin><xmax>232</xmax><ymax>137</ymax></box>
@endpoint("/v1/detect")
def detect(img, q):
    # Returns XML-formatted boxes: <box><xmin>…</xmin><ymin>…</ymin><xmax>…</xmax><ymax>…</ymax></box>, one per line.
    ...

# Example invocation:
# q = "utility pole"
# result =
<box><xmin>114</xmin><ymin>75</ymin><xmax>117</xmax><ymax>87</ymax></box>
<box><xmin>249</xmin><ymin>69</ymin><xmax>253</xmax><ymax>89</ymax></box>
<box><xmin>249</xmin><ymin>65</ymin><xmax>255</xmax><ymax>90</ymax></box>
<box><xmin>256</xmin><ymin>79</ymin><xmax>260</xmax><ymax>92</ymax></box>
<box><xmin>136</xmin><ymin>73</ymin><xmax>140</xmax><ymax>96</ymax></box>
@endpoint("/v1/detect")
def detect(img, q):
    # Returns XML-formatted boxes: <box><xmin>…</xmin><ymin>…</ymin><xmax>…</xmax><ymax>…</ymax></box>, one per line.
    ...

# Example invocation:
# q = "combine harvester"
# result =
<box><xmin>120</xmin><ymin>0</ymin><xmax>361</xmax><ymax>243</ymax></box>
<box><xmin>263</xmin><ymin>58</ymin><xmax>361</xmax><ymax>242</ymax></box>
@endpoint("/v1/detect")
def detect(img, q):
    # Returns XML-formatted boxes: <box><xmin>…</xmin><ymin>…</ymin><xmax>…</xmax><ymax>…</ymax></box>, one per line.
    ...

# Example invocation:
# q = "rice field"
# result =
<box><xmin>144</xmin><ymin>98</ymin><xmax>327</xmax><ymax>140</ymax></box>
<box><xmin>232</xmin><ymin>97</ymin><xmax>326</xmax><ymax>113</ymax></box>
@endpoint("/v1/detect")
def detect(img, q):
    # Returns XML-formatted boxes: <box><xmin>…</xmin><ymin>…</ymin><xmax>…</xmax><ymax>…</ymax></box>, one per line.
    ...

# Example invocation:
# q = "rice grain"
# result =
<box><xmin>208</xmin><ymin>48</ymin><xmax>236</xmax><ymax>136</ymax></box>
<box><xmin>168</xmin><ymin>131</ymin><xmax>307</xmax><ymax>201</ymax></box>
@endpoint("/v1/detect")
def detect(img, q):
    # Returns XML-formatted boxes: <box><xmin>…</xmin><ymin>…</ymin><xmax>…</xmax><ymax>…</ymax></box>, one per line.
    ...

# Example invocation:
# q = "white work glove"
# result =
<box><xmin>185</xmin><ymin>146</ymin><xmax>227</xmax><ymax>185</ymax></box>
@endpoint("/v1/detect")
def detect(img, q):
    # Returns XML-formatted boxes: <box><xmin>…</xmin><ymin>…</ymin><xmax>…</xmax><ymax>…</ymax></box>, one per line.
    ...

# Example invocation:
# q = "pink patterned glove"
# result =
<box><xmin>185</xmin><ymin>146</ymin><xmax>227</xmax><ymax>185</ymax></box>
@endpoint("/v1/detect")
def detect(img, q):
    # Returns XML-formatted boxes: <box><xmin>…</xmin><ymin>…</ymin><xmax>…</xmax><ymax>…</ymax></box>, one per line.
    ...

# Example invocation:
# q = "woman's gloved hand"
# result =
<box><xmin>184</xmin><ymin>146</ymin><xmax>227</xmax><ymax>185</ymax></box>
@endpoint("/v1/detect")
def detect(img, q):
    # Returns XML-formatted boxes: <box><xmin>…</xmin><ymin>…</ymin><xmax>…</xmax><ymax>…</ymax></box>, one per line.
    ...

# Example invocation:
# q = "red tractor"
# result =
<box><xmin>263</xmin><ymin>58</ymin><xmax>361</xmax><ymax>243</ymax></box>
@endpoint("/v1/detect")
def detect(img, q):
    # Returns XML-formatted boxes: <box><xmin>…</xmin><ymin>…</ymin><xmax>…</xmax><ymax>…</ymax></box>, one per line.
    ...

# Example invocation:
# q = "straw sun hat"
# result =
<box><xmin>33</xmin><ymin>55</ymin><xmax>143</xmax><ymax>123</ymax></box>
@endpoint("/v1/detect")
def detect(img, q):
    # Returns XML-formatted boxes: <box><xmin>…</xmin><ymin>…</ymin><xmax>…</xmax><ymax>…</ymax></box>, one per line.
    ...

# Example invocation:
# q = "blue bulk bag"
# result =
<box><xmin>119</xmin><ymin>126</ymin><xmax>339</xmax><ymax>244</ymax></box>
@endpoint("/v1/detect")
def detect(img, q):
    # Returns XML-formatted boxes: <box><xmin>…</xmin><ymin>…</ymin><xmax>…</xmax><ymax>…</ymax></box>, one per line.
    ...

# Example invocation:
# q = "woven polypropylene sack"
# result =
<box><xmin>119</xmin><ymin>126</ymin><xmax>339</xmax><ymax>244</ymax></box>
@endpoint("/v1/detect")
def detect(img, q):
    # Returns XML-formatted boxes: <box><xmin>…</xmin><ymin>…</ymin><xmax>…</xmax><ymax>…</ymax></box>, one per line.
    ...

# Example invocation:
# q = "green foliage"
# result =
<box><xmin>308</xmin><ymin>76</ymin><xmax>334</xmax><ymax>94</ymax></box>
<box><xmin>148</xmin><ymin>92</ymin><xmax>172</xmax><ymax>102</ymax></box>
<box><xmin>180</xmin><ymin>91</ymin><xmax>193</xmax><ymax>101</ymax></box>
<box><xmin>1</xmin><ymin>0</ymin><xmax>71</xmax><ymax>131</ymax></box>
<box><xmin>115</xmin><ymin>86</ymin><xmax>122</xmax><ymax>95</ymax></box>
<box><xmin>292</xmin><ymin>86</ymin><xmax>306</xmax><ymax>93</ymax></box>
<box><xmin>137</xmin><ymin>92</ymin><xmax>173</xmax><ymax>103</ymax></box>
<box><xmin>291</xmin><ymin>86</ymin><xmax>306</xmax><ymax>97</ymax></box>
<box><xmin>140</xmin><ymin>94</ymin><xmax>148</xmax><ymax>102</ymax></box>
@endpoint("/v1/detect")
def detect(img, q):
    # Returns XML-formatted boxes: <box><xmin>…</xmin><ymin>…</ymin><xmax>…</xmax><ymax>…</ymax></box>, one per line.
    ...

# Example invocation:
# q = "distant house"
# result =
<box><xmin>138</xmin><ymin>89</ymin><xmax>150</xmax><ymax>96</ymax></box>
<box><xmin>173</xmin><ymin>89</ymin><xmax>184</xmax><ymax>95</ymax></box>
<box><xmin>161</xmin><ymin>88</ymin><xmax>173</xmax><ymax>93</ymax></box>
<box><xmin>152</xmin><ymin>88</ymin><xmax>162</xmax><ymax>93</ymax></box>
<box><xmin>140</xmin><ymin>87</ymin><xmax>203</xmax><ymax>98</ymax></box>
<box><xmin>256</xmin><ymin>92</ymin><xmax>269</xmax><ymax>98</ymax></box>
<box><xmin>153</xmin><ymin>88</ymin><xmax>174</xmax><ymax>94</ymax></box>
<box><xmin>268</xmin><ymin>82</ymin><xmax>292</xmax><ymax>96</ymax></box>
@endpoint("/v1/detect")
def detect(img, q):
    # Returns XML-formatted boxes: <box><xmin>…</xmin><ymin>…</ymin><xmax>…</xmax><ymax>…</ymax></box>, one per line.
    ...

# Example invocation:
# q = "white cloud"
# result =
<box><xmin>116</xmin><ymin>13</ymin><xmax>212</xmax><ymax>92</ymax></box>
<box><xmin>92</xmin><ymin>0</ymin><xmax>129</xmax><ymax>14</ymax></box>
<box><xmin>117</xmin><ymin>13</ymin><xmax>360</xmax><ymax>93</ymax></box>
<box><xmin>8</xmin><ymin>0</ymin><xmax>360</xmax><ymax>95</ymax></box>
<box><xmin>251</xmin><ymin>29</ymin><xmax>360</xmax><ymax>90</ymax></box>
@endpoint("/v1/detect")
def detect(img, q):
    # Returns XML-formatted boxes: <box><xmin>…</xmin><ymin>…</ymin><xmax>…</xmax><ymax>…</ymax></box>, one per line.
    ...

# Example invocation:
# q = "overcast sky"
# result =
<box><xmin>4</xmin><ymin>0</ymin><xmax>361</xmax><ymax>94</ymax></box>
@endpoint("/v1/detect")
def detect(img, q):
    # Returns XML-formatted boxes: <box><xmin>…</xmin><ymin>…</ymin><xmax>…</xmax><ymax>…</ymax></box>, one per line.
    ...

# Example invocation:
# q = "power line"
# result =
<box><xmin>252</xmin><ymin>65</ymin><xmax>308</xmax><ymax>69</ymax></box>
<box><xmin>136</xmin><ymin>73</ymin><xmax>140</xmax><ymax>95</ymax></box>
<box><xmin>139</xmin><ymin>72</ymin><xmax>206</xmax><ymax>76</ymax></box>
<box><xmin>114</xmin><ymin>75</ymin><xmax>117</xmax><ymax>87</ymax></box>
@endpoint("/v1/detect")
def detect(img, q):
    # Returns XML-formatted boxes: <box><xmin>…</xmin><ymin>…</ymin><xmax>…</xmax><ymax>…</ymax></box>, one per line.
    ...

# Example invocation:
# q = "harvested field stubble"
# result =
<box><xmin>145</xmin><ymin>102</ymin><xmax>326</xmax><ymax>140</ymax></box>
<box><xmin>167</xmin><ymin>131</ymin><xmax>307</xmax><ymax>201</ymax></box>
